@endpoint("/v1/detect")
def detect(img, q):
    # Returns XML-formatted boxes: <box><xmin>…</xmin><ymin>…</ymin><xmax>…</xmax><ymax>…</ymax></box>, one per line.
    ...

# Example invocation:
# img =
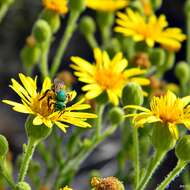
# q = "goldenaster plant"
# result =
<box><xmin>125</xmin><ymin>90</ymin><xmax>190</xmax><ymax>139</ymax></box>
<box><xmin>115</xmin><ymin>9</ymin><xmax>186</xmax><ymax>51</ymax></box>
<box><xmin>71</xmin><ymin>48</ymin><xmax>150</xmax><ymax>105</ymax></box>
<box><xmin>3</xmin><ymin>73</ymin><xmax>96</xmax><ymax>132</ymax></box>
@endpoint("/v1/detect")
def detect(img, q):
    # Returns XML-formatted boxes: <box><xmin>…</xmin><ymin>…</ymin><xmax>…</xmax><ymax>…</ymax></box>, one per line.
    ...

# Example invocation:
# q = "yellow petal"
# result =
<box><xmin>168</xmin><ymin>123</ymin><xmax>179</xmax><ymax>139</ymax></box>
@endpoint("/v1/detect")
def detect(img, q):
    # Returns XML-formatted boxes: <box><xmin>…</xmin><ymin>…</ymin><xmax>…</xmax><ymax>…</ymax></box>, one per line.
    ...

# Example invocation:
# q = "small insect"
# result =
<box><xmin>40</xmin><ymin>78</ymin><xmax>72</xmax><ymax>112</ymax></box>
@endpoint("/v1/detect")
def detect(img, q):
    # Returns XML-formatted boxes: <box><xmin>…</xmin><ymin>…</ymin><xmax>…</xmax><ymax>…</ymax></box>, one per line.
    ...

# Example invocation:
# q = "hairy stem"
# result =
<box><xmin>156</xmin><ymin>160</ymin><xmax>187</xmax><ymax>190</ymax></box>
<box><xmin>137</xmin><ymin>150</ymin><xmax>166</xmax><ymax>190</ymax></box>
<box><xmin>18</xmin><ymin>138</ymin><xmax>37</xmax><ymax>182</ymax></box>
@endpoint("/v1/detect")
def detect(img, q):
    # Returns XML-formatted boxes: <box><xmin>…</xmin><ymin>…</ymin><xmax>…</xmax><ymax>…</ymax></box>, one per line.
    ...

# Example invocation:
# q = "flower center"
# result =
<box><xmin>31</xmin><ymin>94</ymin><xmax>54</xmax><ymax>117</ymax></box>
<box><xmin>151</xmin><ymin>97</ymin><xmax>184</xmax><ymax>123</ymax></box>
<box><xmin>95</xmin><ymin>69</ymin><xmax>125</xmax><ymax>90</ymax></box>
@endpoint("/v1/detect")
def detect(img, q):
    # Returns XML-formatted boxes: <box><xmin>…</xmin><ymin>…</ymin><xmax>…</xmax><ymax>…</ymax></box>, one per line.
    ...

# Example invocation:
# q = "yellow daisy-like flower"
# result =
<box><xmin>3</xmin><ymin>74</ymin><xmax>96</xmax><ymax>133</ymax></box>
<box><xmin>60</xmin><ymin>186</ymin><xmax>73</xmax><ymax>190</ymax></box>
<box><xmin>42</xmin><ymin>0</ymin><xmax>68</xmax><ymax>15</ymax></box>
<box><xmin>125</xmin><ymin>91</ymin><xmax>190</xmax><ymax>139</ymax></box>
<box><xmin>86</xmin><ymin>0</ymin><xmax>128</xmax><ymax>12</ymax></box>
<box><xmin>71</xmin><ymin>48</ymin><xmax>150</xmax><ymax>105</ymax></box>
<box><xmin>115</xmin><ymin>9</ymin><xmax>186</xmax><ymax>51</ymax></box>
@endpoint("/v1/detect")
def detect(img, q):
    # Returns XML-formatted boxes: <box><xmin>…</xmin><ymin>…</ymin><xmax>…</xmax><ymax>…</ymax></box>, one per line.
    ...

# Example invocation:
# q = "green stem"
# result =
<box><xmin>86</xmin><ymin>34</ymin><xmax>98</xmax><ymax>49</ymax></box>
<box><xmin>54</xmin><ymin>124</ymin><xmax>117</xmax><ymax>189</ymax></box>
<box><xmin>40</xmin><ymin>41</ymin><xmax>50</xmax><ymax>78</ymax></box>
<box><xmin>0</xmin><ymin>159</ymin><xmax>15</xmax><ymax>188</ymax></box>
<box><xmin>156</xmin><ymin>160</ymin><xmax>187</xmax><ymax>190</ymax></box>
<box><xmin>137</xmin><ymin>150</ymin><xmax>166</xmax><ymax>190</ymax></box>
<box><xmin>50</xmin><ymin>11</ymin><xmax>80</xmax><ymax>78</ymax></box>
<box><xmin>133</xmin><ymin>127</ymin><xmax>140</xmax><ymax>188</ymax></box>
<box><xmin>18</xmin><ymin>138</ymin><xmax>37</xmax><ymax>182</ymax></box>
<box><xmin>95</xmin><ymin>104</ymin><xmax>105</xmax><ymax>138</ymax></box>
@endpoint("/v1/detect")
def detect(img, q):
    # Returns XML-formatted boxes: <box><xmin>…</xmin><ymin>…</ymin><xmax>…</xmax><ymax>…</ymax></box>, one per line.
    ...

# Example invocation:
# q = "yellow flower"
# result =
<box><xmin>86</xmin><ymin>0</ymin><xmax>128</xmax><ymax>12</ymax></box>
<box><xmin>115</xmin><ymin>9</ymin><xmax>186</xmax><ymax>51</ymax></box>
<box><xmin>42</xmin><ymin>0</ymin><xmax>68</xmax><ymax>14</ymax></box>
<box><xmin>125</xmin><ymin>91</ymin><xmax>190</xmax><ymax>139</ymax></box>
<box><xmin>71</xmin><ymin>48</ymin><xmax>150</xmax><ymax>105</ymax></box>
<box><xmin>60</xmin><ymin>186</ymin><xmax>73</xmax><ymax>190</ymax></box>
<box><xmin>3</xmin><ymin>74</ymin><xmax>96</xmax><ymax>133</ymax></box>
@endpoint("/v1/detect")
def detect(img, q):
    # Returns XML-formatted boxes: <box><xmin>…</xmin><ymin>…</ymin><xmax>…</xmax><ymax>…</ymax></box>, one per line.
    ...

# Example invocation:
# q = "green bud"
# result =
<box><xmin>164</xmin><ymin>51</ymin><xmax>175</xmax><ymax>70</ymax></box>
<box><xmin>151</xmin><ymin>0</ymin><xmax>163</xmax><ymax>10</ymax></box>
<box><xmin>122</xmin><ymin>82</ymin><xmax>144</xmax><ymax>106</ymax></box>
<box><xmin>40</xmin><ymin>9</ymin><xmax>61</xmax><ymax>33</ymax></box>
<box><xmin>149</xmin><ymin>48</ymin><xmax>166</xmax><ymax>66</ymax></box>
<box><xmin>175</xmin><ymin>135</ymin><xmax>190</xmax><ymax>162</ymax></box>
<box><xmin>96</xmin><ymin>12</ymin><xmax>114</xmax><ymax>28</ymax></box>
<box><xmin>70</xmin><ymin>0</ymin><xmax>85</xmax><ymax>12</ymax></box>
<box><xmin>32</xmin><ymin>19</ymin><xmax>51</xmax><ymax>43</ymax></box>
<box><xmin>15</xmin><ymin>182</ymin><xmax>31</xmax><ymax>190</ymax></box>
<box><xmin>151</xmin><ymin>123</ymin><xmax>176</xmax><ymax>151</ymax></box>
<box><xmin>25</xmin><ymin>116</ymin><xmax>52</xmax><ymax>142</ymax></box>
<box><xmin>109</xmin><ymin>107</ymin><xmax>125</xmax><ymax>125</ymax></box>
<box><xmin>175</xmin><ymin>62</ymin><xmax>190</xmax><ymax>84</ymax></box>
<box><xmin>79</xmin><ymin>16</ymin><xmax>96</xmax><ymax>36</ymax></box>
<box><xmin>0</xmin><ymin>135</ymin><xmax>8</xmax><ymax>157</ymax></box>
<box><xmin>130</xmin><ymin>1</ymin><xmax>144</xmax><ymax>13</ymax></box>
<box><xmin>21</xmin><ymin>45</ymin><xmax>41</xmax><ymax>67</ymax></box>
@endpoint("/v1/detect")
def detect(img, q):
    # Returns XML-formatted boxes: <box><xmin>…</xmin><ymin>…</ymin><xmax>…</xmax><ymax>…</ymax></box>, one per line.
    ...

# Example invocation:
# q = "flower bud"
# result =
<box><xmin>15</xmin><ymin>182</ymin><xmax>31</xmax><ymax>190</ymax></box>
<box><xmin>175</xmin><ymin>135</ymin><xmax>190</xmax><ymax>162</ymax></box>
<box><xmin>164</xmin><ymin>51</ymin><xmax>175</xmax><ymax>70</ymax></box>
<box><xmin>149</xmin><ymin>48</ymin><xmax>165</xmax><ymax>66</ymax></box>
<box><xmin>21</xmin><ymin>46</ymin><xmax>41</xmax><ymax>67</ymax></box>
<box><xmin>32</xmin><ymin>19</ymin><xmax>51</xmax><ymax>43</ymax></box>
<box><xmin>151</xmin><ymin>0</ymin><xmax>163</xmax><ymax>10</ymax></box>
<box><xmin>0</xmin><ymin>135</ymin><xmax>8</xmax><ymax>157</ymax></box>
<box><xmin>175</xmin><ymin>61</ymin><xmax>190</xmax><ymax>85</ymax></box>
<box><xmin>25</xmin><ymin>116</ymin><xmax>52</xmax><ymax>142</ymax></box>
<box><xmin>40</xmin><ymin>9</ymin><xmax>61</xmax><ymax>33</ymax></box>
<box><xmin>70</xmin><ymin>0</ymin><xmax>85</xmax><ymax>12</ymax></box>
<box><xmin>109</xmin><ymin>107</ymin><xmax>124</xmax><ymax>125</ymax></box>
<box><xmin>122</xmin><ymin>82</ymin><xmax>144</xmax><ymax>106</ymax></box>
<box><xmin>79</xmin><ymin>16</ymin><xmax>96</xmax><ymax>36</ymax></box>
<box><xmin>151</xmin><ymin>123</ymin><xmax>176</xmax><ymax>151</ymax></box>
<box><xmin>91</xmin><ymin>176</ymin><xmax>124</xmax><ymax>190</ymax></box>
<box><xmin>97</xmin><ymin>12</ymin><xmax>114</xmax><ymax>28</ymax></box>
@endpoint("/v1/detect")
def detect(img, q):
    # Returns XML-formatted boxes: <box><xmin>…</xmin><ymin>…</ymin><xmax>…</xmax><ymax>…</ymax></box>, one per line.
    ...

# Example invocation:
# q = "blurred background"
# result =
<box><xmin>0</xmin><ymin>0</ymin><xmax>188</xmax><ymax>189</ymax></box>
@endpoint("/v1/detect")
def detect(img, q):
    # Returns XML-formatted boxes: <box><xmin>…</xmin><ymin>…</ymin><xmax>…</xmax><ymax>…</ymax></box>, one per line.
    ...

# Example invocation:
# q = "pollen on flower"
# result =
<box><xmin>71</xmin><ymin>48</ymin><xmax>149</xmax><ymax>105</ymax></box>
<box><xmin>3</xmin><ymin>73</ymin><xmax>97</xmax><ymax>132</ymax></box>
<box><xmin>125</xmin><ymin>90</ymin><xmax>190</xmax><ymax>139</ymax></box>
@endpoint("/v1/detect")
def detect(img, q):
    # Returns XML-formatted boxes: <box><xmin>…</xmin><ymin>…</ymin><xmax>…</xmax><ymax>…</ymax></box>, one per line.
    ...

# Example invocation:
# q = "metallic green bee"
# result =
<box><xmin>40</xmin><ymin>78</ymin><xmax>71</xmax><ymax>112</ymax></box>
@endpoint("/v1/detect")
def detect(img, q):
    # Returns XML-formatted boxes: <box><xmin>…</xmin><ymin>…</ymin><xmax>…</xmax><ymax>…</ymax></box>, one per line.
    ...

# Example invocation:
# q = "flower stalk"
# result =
<box><xmin>50</xmin><ymin>10</ymin><xmax>80</xmax><ymax>78</ymax></box>
<box><xmin>156</xmin><ymin>160</ymin><xmax>187</xmax><ymax>190</ymax></box>
<box><xmin>137</xmin><ymin>150</ymin><xmax>166</xmax><ymax>190</ymax></box>
<box><xmin>18</xmin><ymin>138</ymin><xmax>38</xmax><ymax>182</ymax></box>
